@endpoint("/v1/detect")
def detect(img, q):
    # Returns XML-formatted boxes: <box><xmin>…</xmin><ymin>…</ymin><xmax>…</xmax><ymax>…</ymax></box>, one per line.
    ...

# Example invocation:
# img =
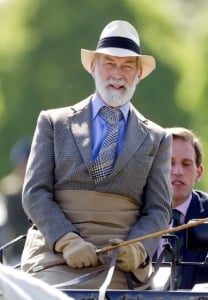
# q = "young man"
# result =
<box><xmin>158</xmin><ymin>127</ymin><xmax>208</xmax><ymax>289</ymax></box>
<box><xmin>21</xmin><ymin>20</ymin><xmax>172</xmax><ymax>289</ymax></box>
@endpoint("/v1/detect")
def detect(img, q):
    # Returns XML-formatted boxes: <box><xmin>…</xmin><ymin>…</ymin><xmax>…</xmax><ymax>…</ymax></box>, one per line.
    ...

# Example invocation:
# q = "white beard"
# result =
<box><xmin>93</xmin><ymin>65</ymin><xmax>140</xmax><ymax>107</ymax></box>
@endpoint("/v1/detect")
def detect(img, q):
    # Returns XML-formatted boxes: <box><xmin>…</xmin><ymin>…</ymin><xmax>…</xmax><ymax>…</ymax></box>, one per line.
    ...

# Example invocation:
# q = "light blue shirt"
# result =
<box><xmin>91</xmin><ymin>94</ymin><xmax>129</xmax><ymax>161</ymax></box>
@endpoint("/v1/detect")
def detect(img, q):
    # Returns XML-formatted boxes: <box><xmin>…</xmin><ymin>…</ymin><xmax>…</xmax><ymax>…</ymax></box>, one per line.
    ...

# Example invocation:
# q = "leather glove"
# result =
<box><xmin>55</xmin><ymin>232</ymin><xmax>99</xmax><ymax>268</ymax></box>
<box><xmin>110</xmin><ymin>239</ymin><xmax>147</xmax><ymax>272</ymax></box>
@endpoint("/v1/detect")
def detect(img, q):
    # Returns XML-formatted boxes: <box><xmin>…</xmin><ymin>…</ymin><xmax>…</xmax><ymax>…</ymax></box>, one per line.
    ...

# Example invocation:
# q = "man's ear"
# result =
<box><xmin>135</xmin><ymin>68</ymin><xmax>142</xmax><ymax>84</ymax></box>
<box><xmin>196</xmin><ymin>164</ymin><xmax>204</xmax><ymax>182</ymax></box>
<box><xmin>138</xmin><ymin>67</ymin><xmax>142</xmax><ymax>81</ymax></box>
<box><xmin>91</xmin><ymin>60</ymin><xmax>95</xmax><ymax>77</ymax></box>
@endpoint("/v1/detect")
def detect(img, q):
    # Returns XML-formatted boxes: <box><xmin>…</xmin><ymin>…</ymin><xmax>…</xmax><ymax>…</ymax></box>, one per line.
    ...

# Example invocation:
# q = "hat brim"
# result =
<box><xmin>81</xmin><ymin>48</ymin><xmax>156</xmax><ymax>80</ymax></box>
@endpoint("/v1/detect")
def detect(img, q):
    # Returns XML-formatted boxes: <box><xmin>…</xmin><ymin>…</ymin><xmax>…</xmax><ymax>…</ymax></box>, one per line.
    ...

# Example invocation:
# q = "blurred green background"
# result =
<box><xmin>0</xmin><ymin>0</ymin><xmax>207</xmax><ymax>190</ymax></box>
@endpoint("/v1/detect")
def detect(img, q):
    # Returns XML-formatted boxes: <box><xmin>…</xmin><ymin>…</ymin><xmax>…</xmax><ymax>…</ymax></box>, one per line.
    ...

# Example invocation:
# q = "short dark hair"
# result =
<box><xmin>166</xmin><ymin>127</ymin><xmax>203</xmax><ymax>167</ymax></box>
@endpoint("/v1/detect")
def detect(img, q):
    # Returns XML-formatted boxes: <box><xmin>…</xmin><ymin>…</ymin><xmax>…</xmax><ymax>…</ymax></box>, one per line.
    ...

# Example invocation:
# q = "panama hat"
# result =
<box><xmin>81</xmin><ymin>20</ymin><xmax>156</xmax><ymax>80</ymax></box>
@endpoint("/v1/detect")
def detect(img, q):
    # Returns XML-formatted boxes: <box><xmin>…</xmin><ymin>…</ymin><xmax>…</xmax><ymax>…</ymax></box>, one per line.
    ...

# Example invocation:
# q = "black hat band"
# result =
<box><xmin>96</xmin><ymin>36</ymin><xmax>141</xmax><ymax>54</ymax></box>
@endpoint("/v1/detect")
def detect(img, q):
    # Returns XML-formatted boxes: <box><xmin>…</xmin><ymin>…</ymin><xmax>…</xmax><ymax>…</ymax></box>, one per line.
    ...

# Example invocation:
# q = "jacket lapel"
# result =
<box><xmin>185</xmin><ymin>192</ymin><xmax>204</xmax><ymax>222</ymax></box>
<box><xmin>70</xmin><ymin>97</ymin><xmax>93</xmax><ymax>173</ymax></box>
<box><xmin>184</xmin><ymin>192</ymin><xmax>204</xmax><ymax>261</ymax></box>
<box><xmin>70</xmin><ymin>99</ymin><xmax>149</xmax><ymax>180</ymax></box>
<box><xmin>112</xmin><ymin>104</ymin><xmax>148</xmax><ymax>176</ymax></box>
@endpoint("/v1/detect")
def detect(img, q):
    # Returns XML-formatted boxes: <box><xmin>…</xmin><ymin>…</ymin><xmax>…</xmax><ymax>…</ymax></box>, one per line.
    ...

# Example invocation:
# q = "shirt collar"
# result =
<box><xmin>174</xmin><ymin>194</ymin><xmax>192</xmax><ymax>218</ymax></box>
<box><xmin>91</xmin><ymin>94</ymin><xmax>129</xmax><ymax>122</ymax></box>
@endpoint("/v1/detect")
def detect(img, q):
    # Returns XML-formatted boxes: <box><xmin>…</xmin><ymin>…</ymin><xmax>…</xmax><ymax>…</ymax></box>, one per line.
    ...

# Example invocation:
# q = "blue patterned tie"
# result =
<box><xmin>92</xmin><ymin>106</ymin><xmax>121</xmax><ymax>184</ymax></box>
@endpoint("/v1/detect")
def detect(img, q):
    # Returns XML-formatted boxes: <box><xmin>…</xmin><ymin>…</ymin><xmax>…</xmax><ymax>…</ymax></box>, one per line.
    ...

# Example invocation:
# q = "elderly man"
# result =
<box><xmin>21</xmin><ymin>20</ymin><xmax>172</xmax><ymax>290</ymax></box>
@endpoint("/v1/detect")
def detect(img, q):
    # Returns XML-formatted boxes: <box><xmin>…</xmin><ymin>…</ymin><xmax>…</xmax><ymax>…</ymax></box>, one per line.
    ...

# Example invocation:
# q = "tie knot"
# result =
<box><xmin>172</xmin><ymin>209</ymin><xmax>181</xmax><ymax>226</ymax></box>
<box><xmin>99</xmin><ymin>106</ymin><xmax>122</xmax><ymax>125</ymax></box>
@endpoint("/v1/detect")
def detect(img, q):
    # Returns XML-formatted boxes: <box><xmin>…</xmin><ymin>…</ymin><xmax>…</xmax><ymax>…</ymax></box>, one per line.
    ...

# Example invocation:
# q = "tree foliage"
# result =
<box><xmin>0</xmin><ymin>0</ymin><xmax>208</xmax><ymax>190</ymax></box>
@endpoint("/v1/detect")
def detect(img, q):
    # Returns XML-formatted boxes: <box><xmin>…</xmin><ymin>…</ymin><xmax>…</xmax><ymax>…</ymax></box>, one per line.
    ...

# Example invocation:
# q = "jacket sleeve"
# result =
<box><xmin>127</xmin><ymin>130</ymin><xmax>172</xmax><ymax>257</ymax></box>
<box><xmin>22</xmin><ymin>110</ymin><xmax>78</xmax><ymax>249</ymax></box>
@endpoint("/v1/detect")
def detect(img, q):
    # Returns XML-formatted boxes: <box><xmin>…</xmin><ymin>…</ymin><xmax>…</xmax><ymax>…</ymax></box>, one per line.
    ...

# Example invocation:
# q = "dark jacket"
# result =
<box><xmin>180</xmin><ymin>190</ymin><xmax>208</xmax><ymax>289</ymax></box>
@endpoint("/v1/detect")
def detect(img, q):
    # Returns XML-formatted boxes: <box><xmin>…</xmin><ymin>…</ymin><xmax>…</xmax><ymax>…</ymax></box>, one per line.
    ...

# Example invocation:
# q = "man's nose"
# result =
<box><xmin>111</xmin><ymin>65</ymin><xmax>123</xmax><ymax>77</ymax></box>
<box><xmin>172</xmin><ymin>164</ymin><xmax>183</xmax><ymax>175</ymax></box>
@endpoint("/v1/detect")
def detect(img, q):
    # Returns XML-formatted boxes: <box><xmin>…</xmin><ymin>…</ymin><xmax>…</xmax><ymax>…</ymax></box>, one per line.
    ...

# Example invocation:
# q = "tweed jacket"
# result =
<box><xmin>180</xmin><ymin>190</ymin><xmax>208</xmax><ymax>289</ymax></box>
<box><xmin>22</xmin><ymin>95</ymin><xmax>172</xmax><ymax>258</ymax></box>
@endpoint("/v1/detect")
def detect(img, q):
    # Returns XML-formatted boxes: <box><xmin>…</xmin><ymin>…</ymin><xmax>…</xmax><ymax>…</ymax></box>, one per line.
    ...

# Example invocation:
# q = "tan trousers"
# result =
<box><xmin>21</xmin><ymin>190</ymin><xmax>151</xmax><ymax>289</ymax></box>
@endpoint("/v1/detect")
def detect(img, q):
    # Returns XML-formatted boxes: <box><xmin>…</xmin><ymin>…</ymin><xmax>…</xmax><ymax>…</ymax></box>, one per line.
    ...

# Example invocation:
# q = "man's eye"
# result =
<box><xmin>183</xmin><ymin>162</ymin><xmax>192</xmax><ymax>167</ymax></box>
<box><xmin>123</xmin><ymin>64</ymin><xmax>135</xmax><ymax>71</ymax></box>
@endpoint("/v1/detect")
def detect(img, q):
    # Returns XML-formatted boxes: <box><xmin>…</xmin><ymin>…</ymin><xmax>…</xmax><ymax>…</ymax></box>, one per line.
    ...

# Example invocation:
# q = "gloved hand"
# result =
<box><xmin>110</xmin><ymin>239</ymin><xmax>147</xmax><ymax>272</ymax></box>
<box><xmin>55</xmin><ymin>232</ymin><xmax>99</xmax><ymax>268</ymax></box>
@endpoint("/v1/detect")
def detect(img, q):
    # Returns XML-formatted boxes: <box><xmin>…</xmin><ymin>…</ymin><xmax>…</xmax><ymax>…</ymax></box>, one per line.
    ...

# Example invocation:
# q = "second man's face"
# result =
<box><xmin>171</xmin><ymin>138</ymin><xmax>203</xmax><ymax>207</ymax></box>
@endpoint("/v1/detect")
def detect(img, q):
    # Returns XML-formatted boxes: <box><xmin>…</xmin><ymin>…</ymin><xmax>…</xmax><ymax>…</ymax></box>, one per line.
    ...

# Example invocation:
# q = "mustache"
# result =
<box><xmin>105</xmin><ymin>78</ymin><xmax>128</xmax><ymax>89</ymax></box>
